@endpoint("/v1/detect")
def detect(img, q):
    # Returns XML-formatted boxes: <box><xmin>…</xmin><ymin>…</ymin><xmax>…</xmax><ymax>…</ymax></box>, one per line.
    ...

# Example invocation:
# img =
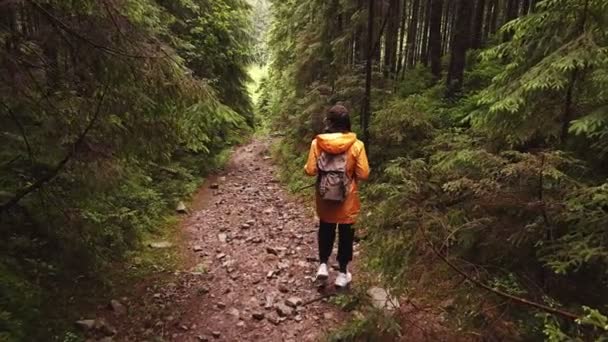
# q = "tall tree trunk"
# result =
<box><xmin>372</xmin><ymin>0</ymin><xmax>384</xmax><ymax>62</ymax></box>
<box><xmin>471</xmin><ymin>0</ymin><xmax>486</xmax><ymax>49</ymax></box>
<box><xmin>560</xmin><ymin>0</ymin><xmax>589</xmax><ymax>145</ymax></box>
<box><xmin>405</xmin><ymin>0</ymin><xmax>420</xmax><ymax>68</ymax></box>
<box><xmin>503</xmin><ymin>0</ymin><xmax>520</xmax><ymax>41</ymax></box>
<box><xmin>384</xmin><ymin>0</ymin><xmax>400</xmax><ymax>78</ymax></box>
<box><xmin>428</xmin><ymin>0</ymin><xmax>443</xmax><ymax>78</ymax></box>
<box><xmin>529</xmin><ymin>0</ymin><xmax>538</xmax><ymax>11</ymax></box>
<box><xmin>440</xmin><ymin>0</ymin><xmax>451</xmax><ymax>56</ymax></box>
<box><xmin>560</xmin><ymin>71</ymin><xmax>577</xmax><ymax>145</ymax></box>
<box><xmin>395</xmin><ymin>0</ymin><xmax>409</xmax><ymax>77</ymax></box>
<box><xmin>484</xmin><ymin>0</ymin><xmax>495</xmax><ymax>40</ymax></box>
<box><xmin>361</xmin><ymin>0</ymin><xmax>374</xmax><ymax>146</ymax></box>
<box><xmin>444</xmin><ymin>0</ymin><xmax>457</xmax><ymax>56</ymax></box>
<box><xmin>506</xmin><ymin>0</ymin><xmax>519</xmax><ymax>22</ymax></box>
<box><xmin>357</xmin><ymin>0</ymin><xmax>368</xmax><ymax>63</ymax></box>
<box><xmin>521</xmin><ymin>0</ymin><xmax>531</xmax><ymax>15</ymax></box>
<box><xmin>420</xmin><ymin>0</ymin><xmax>432</xmax><ymax>66</ymax></box>
<box><xmin>489</xmin><ymin>0</ymin><xmax>498</xmax><ymax>35</ymax></box>
<box><xmin>2</xmin><ymin>3</ymin><xmax>18</xmax><ymax>52</ymax></box>
<box><xmin>446</xmin><ymin>0</ymin><xmax>472</xmax><ymax>96</ymax></box>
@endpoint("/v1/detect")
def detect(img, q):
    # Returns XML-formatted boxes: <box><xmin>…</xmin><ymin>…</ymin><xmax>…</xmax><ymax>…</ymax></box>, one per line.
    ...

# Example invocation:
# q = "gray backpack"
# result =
<box><xmin>317</xmin><ymin>151</ymin><xmax>349</xmax><ymax>202</ymax></box>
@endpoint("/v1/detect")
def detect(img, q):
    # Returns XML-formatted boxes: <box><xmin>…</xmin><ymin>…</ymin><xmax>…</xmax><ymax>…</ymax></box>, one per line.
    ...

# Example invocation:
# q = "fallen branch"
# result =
<box><xmin>301</xmin><ymin>291</ymin><xmax>337</xmax><ymax>307</ymax></box>
<box><xmin>293</xmin><ymin>183</ymin><xmax>315</xmax><ymax>193</ymax></box>
<box><xmin>418</xmin><ymin>223</ymin><xmax>579</xmax><ymax>321</ymax></box>
<box><xmin>0</xmin><ymin>83</ymin><xmax>109</xmax><ymax>213</ymax></box>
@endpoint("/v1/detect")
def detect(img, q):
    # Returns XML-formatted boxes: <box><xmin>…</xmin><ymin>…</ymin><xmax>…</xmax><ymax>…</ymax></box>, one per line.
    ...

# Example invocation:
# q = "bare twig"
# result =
<box><xmin>294</xmin><ymin>183</ymin><xmax>315</xmax><ymax>193</ymax></box>
<box><xmin>301</xmin><ymin>291</ymin><xmax>337</xmax><ymax>306</ymax></box>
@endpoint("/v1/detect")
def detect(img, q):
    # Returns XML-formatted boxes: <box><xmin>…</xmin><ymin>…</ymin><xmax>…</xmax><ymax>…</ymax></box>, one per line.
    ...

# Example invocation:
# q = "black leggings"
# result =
<box><xmin>318</xmin><ymin>220</ymin><xmax>354</xmax><ymax>273</ymax></box>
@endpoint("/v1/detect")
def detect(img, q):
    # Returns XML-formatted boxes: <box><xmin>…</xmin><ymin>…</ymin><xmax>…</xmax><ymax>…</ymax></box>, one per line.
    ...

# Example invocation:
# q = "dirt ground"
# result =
<box><xmin>92</xmin><ymin>138</ymin><xmax>350</xmax><ymax>342</ymax></box>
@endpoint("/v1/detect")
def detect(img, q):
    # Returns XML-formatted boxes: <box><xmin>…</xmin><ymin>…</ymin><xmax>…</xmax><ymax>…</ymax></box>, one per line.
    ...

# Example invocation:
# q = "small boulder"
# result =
<box><xmin>94</xmin><ymin>318</ymin><xmax>117</xmax><ymax>336</ymax></box>
<box><xmin>275</xmin><ymin>303</ymin><xmax>294</xmax><ymax>317</ymax></box>
<box><xmin>75</xmin><ymin>319</ymin><xmax>96</xmax><ymax>331</ymax></box>
<box><xmin>264</xmin><ymin>294</ymin><xmax>274</xmax><ymax>309</ymax></box>
<box><xmin>285</xmin><ymin>297</ymin><xmax>302</xmax><ymax>308</ymax></box>
<box><xmin>367</xmin><ymin>287</ymin><xmax>400</xmax><ymax>311</ymax></box>
<box><xmin>228</xmin><ymin>308</ymin><xmax>240</xmax><ymax>319</ymax></box>
<box><xmin>149</xmin><ymin>241</ymin><xmax>173</xmax><ymax>249</ymax></box>
<box><xmin>218</xmin><ymin>233</ymin><xmax>227</xmax><ymax>243</ymax></box>
<box><xmin>267</xmin><ymin>314</ymin><xmax>281</xmax><ymax>325</ymax></box>
<box><xmin>252</xmin><ymin>312</ymin><xmax>265</xmax><ymax>320</ymax></box>
<box><xmin>110</xmin><ymin>299</ymin><xmax>127</xmax><ymax>315</ymax></box>
<box><xmin>176</xmin><ymin>201</ymin><xmax>188</xmax><ymax>213</ymax></box>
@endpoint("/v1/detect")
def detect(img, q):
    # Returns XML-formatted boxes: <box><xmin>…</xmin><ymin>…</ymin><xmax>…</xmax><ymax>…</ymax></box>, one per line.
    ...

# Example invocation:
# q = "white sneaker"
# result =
<box><xmin>334</xmin><ymin>272</ymin><xmax>352</xmax><ymax>288</ymax></box>
<box><xmin>316</xmin><ymin>263</ymin><xmax>329</xmax><ymax>282</ymax></box>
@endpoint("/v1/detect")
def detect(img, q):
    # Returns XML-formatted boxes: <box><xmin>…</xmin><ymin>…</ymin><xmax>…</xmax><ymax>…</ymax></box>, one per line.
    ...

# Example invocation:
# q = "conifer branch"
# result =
<box><xmin>0</xmin><ymin>83</ymin><xmax>109</xmax><ymax>213</ymax></box>
<box><xmin>28</xmin><ymin>0</ymin><xmax>161</xmax><ymax>59</ymax></box>
<box><xmin>418</xmin><ymin>222</ymin><xmax>580</xmax><ymax>321</ymax></box>
<box><xmin>1</xmin><ymin>101</ymin><xmax>34</xmax><ymax>162</ymax></box>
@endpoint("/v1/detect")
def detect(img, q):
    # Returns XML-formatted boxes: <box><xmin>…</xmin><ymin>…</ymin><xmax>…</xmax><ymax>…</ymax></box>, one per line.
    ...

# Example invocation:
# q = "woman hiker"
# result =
<box><xmin>304</xmin><ymin>104</ymin><xmax>370</xmax><ymax>287</ymax></box>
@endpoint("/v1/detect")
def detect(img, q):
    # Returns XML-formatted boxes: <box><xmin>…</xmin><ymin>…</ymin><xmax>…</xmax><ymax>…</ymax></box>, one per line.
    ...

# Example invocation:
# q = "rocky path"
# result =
<box><xmin>93</xmin><ymin>139</ymin><xmax>350</xmax><ymax>341</ymax></box>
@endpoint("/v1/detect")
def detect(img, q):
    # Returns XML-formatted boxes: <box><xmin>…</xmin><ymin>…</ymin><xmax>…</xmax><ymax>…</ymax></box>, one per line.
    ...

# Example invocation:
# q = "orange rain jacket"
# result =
<box><xmin>304</xmin><ymin>132</ymin><xmax>370</xmax><ymax>224</ymax></box>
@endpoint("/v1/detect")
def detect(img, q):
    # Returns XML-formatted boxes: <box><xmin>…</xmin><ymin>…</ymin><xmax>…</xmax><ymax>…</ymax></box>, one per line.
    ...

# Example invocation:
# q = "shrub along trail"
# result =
<box><xmin>95</xmin><ymin>138</ymin><xmax>349</xmax><ymax>341</ymax></box>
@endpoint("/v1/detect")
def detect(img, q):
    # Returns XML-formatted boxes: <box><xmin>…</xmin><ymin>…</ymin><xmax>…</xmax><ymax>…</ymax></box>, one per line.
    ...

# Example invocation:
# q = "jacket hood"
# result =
<box><xmin>316</xmin><ymin>132</ymin><xmax>357</xmax><ymax>154</ymax></box>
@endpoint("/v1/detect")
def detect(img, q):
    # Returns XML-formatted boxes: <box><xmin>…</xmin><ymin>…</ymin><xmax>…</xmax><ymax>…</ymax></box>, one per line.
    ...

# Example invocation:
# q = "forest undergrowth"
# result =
<box><xmin>260</xmin><ymin>0</ymin><xmax>608</xmax><ymax>340</ymax></box>
<box><xmin>0</xmin><ymin>0</ymin><xmax>255</xmax><ymax>340</ymax></box>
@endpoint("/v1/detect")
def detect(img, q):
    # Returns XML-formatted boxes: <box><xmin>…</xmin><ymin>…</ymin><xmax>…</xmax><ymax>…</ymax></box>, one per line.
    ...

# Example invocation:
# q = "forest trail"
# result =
<box><xmin>99</xmin><ymin>138</ymin><xmax>348</xmax><ymax>341</ymax></box>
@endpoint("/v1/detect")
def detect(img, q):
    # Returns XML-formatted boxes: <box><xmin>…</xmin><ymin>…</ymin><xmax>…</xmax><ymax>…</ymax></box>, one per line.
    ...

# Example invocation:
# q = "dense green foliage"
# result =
<box><xmin>0</xmin><ymin>0</ymin><xmax>252</xmax><ymax>339</ymax></box>
<box><xmin>247</xmin><ymin>0</ymin><xmax>271</xmax><ymax>64</ymax></box>
<box><xmin>264</xmin><ymin>0</ymin><xmax>608</xmax><ymax>340</ymax></box>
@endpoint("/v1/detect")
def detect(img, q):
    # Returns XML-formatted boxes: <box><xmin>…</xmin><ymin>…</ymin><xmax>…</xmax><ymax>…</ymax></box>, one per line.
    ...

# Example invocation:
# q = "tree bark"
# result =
<box><xmin>446</xmin><ymin>0</ymin><xmax>472</xmax><ymax>96</ymax></box>
<box><xmin>357</xmin><ymin>0</ymin><xmax>368</xmax><ymax>63</ymax></box>
<box><xmin>372</xmin><ymin>0</ymin><xmax>385</xmax><ymax>62</ymax></box>
<box><xmin>483</xmin><ymin>0</ymin><xmax>495</xmax><ymax>40</ymax></box>
<box><xmin>521</xmin><ymin>0</ymin><xmax>530</xmax><ymax>15</ymax></box>
<box><xmin>384</xmin><ymin>0</ymin><xmax>400</xmax><ymax>78</ymax></box>
<box><xmin>395</xmin><ymin>0</ymin><xmax>409</xmax><ymax>77</ymax></box>
<box><xmin>471</xmin><ymin>0</ymin><xmax>486</xmax><ymax>49</ymax></box>
<box><xmin>405</xmin><ymin>0</ymin><xmax>420</xmax><ymax>68</ymax></box>
<box><xmin>420</xmin><ymin>0</ymin><xmax>432</xmax><ymax>66</ymax></box>
<box><xmin>428</xmin><ymin>0</ymin><xmax>443</xmax><ymax>78</ymax></box>
<box><xmin>361</xmin><ymin>0</ymin><xmax>374</xmax><ymax>147</ymax></box>
<box><xmin>489</xmin><ymin>0</ymin><xmax>498</xmax><ymax>35</ymax></box>
<box><xmin>440</xmin><ymin>0</ymin><xmax>451</xmax><ymax>56</ymax></box>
